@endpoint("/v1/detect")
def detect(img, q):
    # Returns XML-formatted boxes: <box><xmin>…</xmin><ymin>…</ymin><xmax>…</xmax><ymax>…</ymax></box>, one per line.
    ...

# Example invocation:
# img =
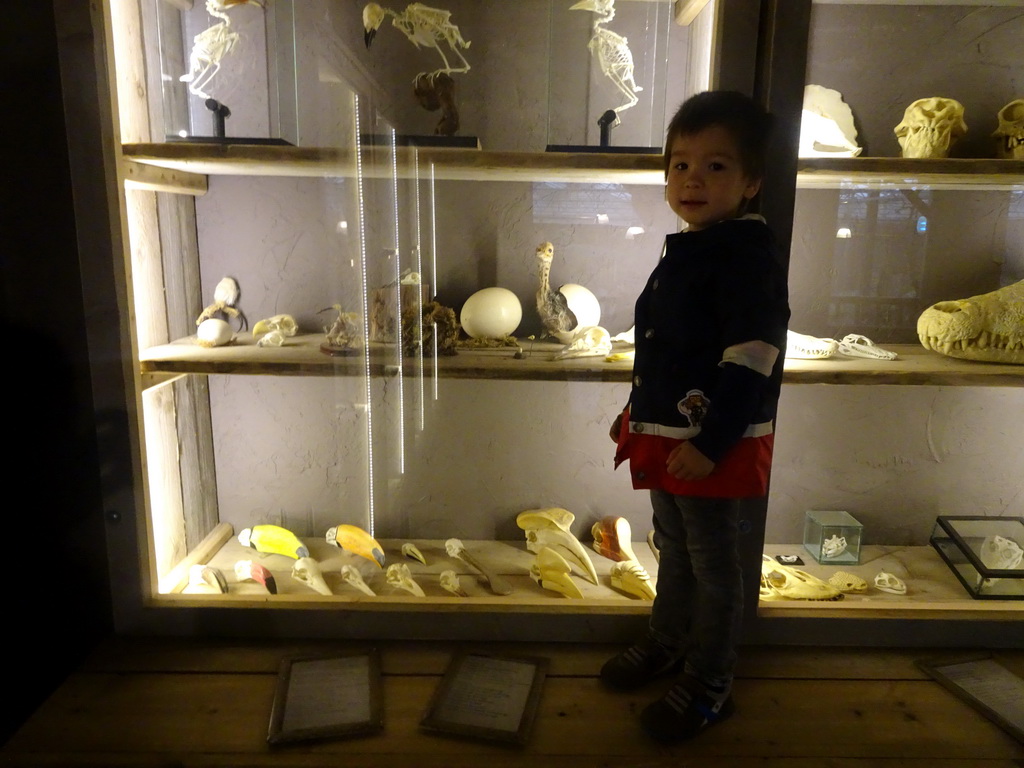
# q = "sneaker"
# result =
<box><xmin>599</xmin><ymin>638</ymin><xmax>682</xmax><ymax>691</ymax></box>
<box><xmin>640</xmin><ymin>675</ymin><xmax>735</xmax><ymax>743</ymax></box>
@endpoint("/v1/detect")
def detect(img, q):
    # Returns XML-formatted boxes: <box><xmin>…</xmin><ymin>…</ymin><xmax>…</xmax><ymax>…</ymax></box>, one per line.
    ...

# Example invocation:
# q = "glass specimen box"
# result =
<box><xmin>70</xmin><ymin>0</ymin><xmax>1024</xmax><ymax>644</ymax></box>
<box><xmin>930</xmin><ymin>517</ymin><xmax>1024</xmax><ymax>600</ymax></box>
<box><xmin>803</xmin><ymin>510</ymin><xmax>862</xmax><ymax>565</ymax></box>
<box><xmin>147</xmin><ymin>0</ymin><xmax>299</xmax><ymax>144</ymax></box>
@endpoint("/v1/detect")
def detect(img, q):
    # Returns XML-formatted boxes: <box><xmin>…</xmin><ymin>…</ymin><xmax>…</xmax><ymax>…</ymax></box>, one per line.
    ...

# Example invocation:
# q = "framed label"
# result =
<box><xmin>267</xmin><ymin>650</ymin><xmax>383</xmax><ymax>745</ymax></box>
<box><xmin>917</xmin><ymin>655</ymin><xmax>1024</xmax><ymax>743</ymax></box>
<box><xmin>420</xmin><ymin>652</ymin><xmax>548</xmax><ymax>745</ymax></box>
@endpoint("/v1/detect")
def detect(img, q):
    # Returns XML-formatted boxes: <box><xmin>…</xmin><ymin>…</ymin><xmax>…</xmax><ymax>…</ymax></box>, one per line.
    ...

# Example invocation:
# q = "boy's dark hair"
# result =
<box><xmin>663</xmin><ymin>90</ymin><xmax>774</xmax><ymax>180</ymax></box>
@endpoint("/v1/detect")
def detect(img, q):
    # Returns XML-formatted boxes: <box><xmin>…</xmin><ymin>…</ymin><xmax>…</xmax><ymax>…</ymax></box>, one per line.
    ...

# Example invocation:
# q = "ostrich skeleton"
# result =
<box><xmin>570</xmin><ymin>0</ymin><xmax>642</xmax><ymax>121</ymax></box>
<box><xmin>362</xmin><ymin>2</ymin><xmax>472</xmax><ymax>82</ymax></box>
<box><xmin>180</xmin><ymin>0</ymin><xmax>263</xmax><ymax>100</ymax></box>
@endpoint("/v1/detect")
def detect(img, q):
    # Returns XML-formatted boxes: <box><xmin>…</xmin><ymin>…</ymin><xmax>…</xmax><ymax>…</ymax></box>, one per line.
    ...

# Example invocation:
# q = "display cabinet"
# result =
<box><xmin>66</xmin><ymin>0</ymin><xmax>1021</xmax><ymax>644</ymax></box>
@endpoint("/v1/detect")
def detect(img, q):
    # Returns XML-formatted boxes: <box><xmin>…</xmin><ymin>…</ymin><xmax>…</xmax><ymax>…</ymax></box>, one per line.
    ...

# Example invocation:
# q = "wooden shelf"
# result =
<box><xmin>139</xmin><ymin>335</ymin><xmax>1024</xmax><ymax>387</ymax></box>
<box><xmin>122</xmin><ymin>142</ymin><xmax>666</xmax><ymax>189</ymax></box>
<box><xmin>162</xmin><ymin>533</ymin><xmax>1023</xmax><ymax>621</ymax></box>
<box><xmin>797</xmin><ymin>157</ymin><xmax>1024</xmax><ymax>190</ymax></box>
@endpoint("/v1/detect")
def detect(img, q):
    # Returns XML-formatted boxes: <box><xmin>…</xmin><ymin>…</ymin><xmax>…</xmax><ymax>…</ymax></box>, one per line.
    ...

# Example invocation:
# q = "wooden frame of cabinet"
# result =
<box><xmin>58</xmin><ymin>0</ymin><xmax>1022</xmax><ymax>643</ymax></box>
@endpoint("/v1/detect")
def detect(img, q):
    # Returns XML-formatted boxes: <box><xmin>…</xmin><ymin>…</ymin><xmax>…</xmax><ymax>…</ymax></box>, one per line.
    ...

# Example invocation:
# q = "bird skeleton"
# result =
<box><xmin>363</xmin><ymin>2</ymin><xmax>471</xmax><ymax>82</ymax></box>
<box><xmin>180</xmin><ymin>0</ymin><xmax>263</xmax><ymax>100</ymax></box>
<box><xmin>570</xmin><ymin>0</ymin><xmax>642</xmax><ymax>121</ymax></box>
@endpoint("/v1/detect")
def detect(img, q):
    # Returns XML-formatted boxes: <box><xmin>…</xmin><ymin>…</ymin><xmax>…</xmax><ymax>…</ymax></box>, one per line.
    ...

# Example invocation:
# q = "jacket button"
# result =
<box><xmin>652</xmin><ymin>279</ymin><xmax>659</xmax><ymax>290</ymax></box>
<box><xmin>636</xmin><ymin>472</ymin><xmax>646</xmax><ymax>480</ymax></box>
<box><xmin>635</xmin><ymin>423</ymin><xmax>645</xmax><ymax>433</ymax></box>
<box><xmin>633</xmin><ymin>375</ymin><xmax>642</xmax><ymax>387</ymax></box>
<box><xmin>644</xmin><ymin>328</ymin><xmax>654</xmax><ymax>339</ymax></box>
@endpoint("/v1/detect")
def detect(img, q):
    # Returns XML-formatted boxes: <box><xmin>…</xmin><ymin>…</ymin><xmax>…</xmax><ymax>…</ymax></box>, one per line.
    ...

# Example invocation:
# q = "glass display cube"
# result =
<box><xmin>803</xmin><ymin>509</ymin><xmax>862</xmax><ymax>565</ymax></box>
<box><xmin>148</xmin><ymin>0</ymin><xmax>298</xmax><ymax>144</ymax></box>
<box><xmin>930</xmin><ymin>516</ymin><xmax>1024</xmax><ymax>600</ymax></box>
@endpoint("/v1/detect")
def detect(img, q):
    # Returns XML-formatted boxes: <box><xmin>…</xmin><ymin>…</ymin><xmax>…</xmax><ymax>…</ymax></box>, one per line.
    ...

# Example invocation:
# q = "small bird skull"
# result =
<box><xmin>894</xmin><ymin>97</ymin><xmax>967</xmax><ymax>158</ymax></box>
<box><xmin>993</xmin><ymin>99</ymin><xmax>1024</xmax><ymax>159</ymax></box>
<box><xmin>291</xmin><ymin>557</ymin><xmax>332</xmax><ymax>595</ymax></box>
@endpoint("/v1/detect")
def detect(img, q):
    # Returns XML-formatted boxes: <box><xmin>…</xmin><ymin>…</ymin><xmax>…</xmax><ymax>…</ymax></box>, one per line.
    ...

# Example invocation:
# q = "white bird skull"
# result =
<box><xmin>993</xmin><ymin>99</ymin><xmax>1024</xmax><ymax>159</ymax></box>
<box><xmin>291</xmin><ymin>557</ymin><xmax>332</xmax><ymax>595</ymax></box>
<box><xmin>894</xmin><ymin>97</ymin><xmax>967</xmax><ymax>158</ymax></box>
<box><xmin>386</xmin><ymin>563</ymin><xmax>426</xmax><ymax>597</ymax></box>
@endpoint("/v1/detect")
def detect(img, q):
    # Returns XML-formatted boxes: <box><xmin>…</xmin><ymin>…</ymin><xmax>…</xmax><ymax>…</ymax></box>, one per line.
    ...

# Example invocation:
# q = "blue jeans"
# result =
<box><xmin>647</xmin><ymin>489</ymin><xmax>744</xmax><ymax>690</ymax></box>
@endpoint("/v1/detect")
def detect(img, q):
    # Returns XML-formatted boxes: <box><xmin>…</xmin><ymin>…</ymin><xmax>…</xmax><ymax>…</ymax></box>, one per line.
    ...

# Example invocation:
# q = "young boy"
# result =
<box><xmin>602</xmin><ymin>90</ymin><xmax>790</xmax><ymax>743</ymax></box>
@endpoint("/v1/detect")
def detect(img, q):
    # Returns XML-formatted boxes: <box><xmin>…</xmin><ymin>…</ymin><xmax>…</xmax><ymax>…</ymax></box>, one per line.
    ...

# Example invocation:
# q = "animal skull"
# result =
<box><xmin>894</xmin><ymin>97</ymin><xmax>967</xmax><ymax>159</ymax></box>
<box><xmin>440</xmin><ymin>569</ymin><xmax>467</xmax><ymax>597</ymax></box>
<box><xmin>291</xmin><ymin>557</ymin><xmax>332</xmax><ymax>595</ymax></box>
<box><xmin>993</xmin><ymin>99</ymin><xmax>1024</xmax><ymax>159</ymax></box>
<box><xmin>828</xmin><ymin>571</ymin><xmax>867</xmax><ymax>594</ymax></box>
<box><xmin>385</xmin><ymin>563</ymin><xmax>426</xmax><ymax>596</ymax></box>
<box><xmin>517</xmin><ymin>508</ymin><xmax>598</xmax><ymax>583</ymax></box>
<box><xmin>339</xmin><ymin>564</ymin><xmax>376</xmax><ymax>596</ymax></box>
<box><xmin>917</xmin><ymin>279</ymin><xmax>1024</xmax><ymax>364</ymax></box>
<box><xmin>610</xmin><ymin>560</ymin><xmax>656</xmax><ymax>600</ymax></box>
<box><xmin>530</xmin><ymin>547</ymin><xmax>583</xmax><ymax>599</ymax></box>
<box><xmin>555</xmin><ymin>325</ymin><xmax>612</xmax><ymax>359</ymax></box>
<box><xmin>253</xmin><ymin>314</ymin><xmax>298</xmax><ymax>346</ymax></box>
<box><xmin>591</xmin><ymin>516</ymin><xmax>639</xmax><ymax>562</ymax></box>
<box><xmin>760</xmin><ymin>555</ymin><xmax>843</xmax><ymax>601</ymax></box>
<box><xmin>979</xmin><ymin>535</ymin><xmax>1024</xmax><ymax>572</ymax></box>
<box><xmin>873</xmin><ymin>571</ymin><xmax>907</xmax><ymax>595</ymax></box>
<box><xmin>822</xmin><ymin>535</ymin><xmax>848</xmax><ymax>559</ymax></box>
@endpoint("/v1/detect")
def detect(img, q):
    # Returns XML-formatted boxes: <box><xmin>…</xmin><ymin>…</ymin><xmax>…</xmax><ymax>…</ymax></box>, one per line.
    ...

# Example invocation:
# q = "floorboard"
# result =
<box><xmin>3</xmin><ymin>638</ymin><xmax>1022</xmax><ymax>768</ymax></box>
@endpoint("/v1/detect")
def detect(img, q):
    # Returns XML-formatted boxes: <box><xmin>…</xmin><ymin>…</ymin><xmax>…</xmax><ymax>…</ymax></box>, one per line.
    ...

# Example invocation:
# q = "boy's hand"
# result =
<box><xmin>666</xmin><ymin>441</ymin><xmax>715</xmax><ymax>481</ymax></box>
<box><xmin>609</xmin><ymin>411</ymin><xmax>624</xmax><ymax>443</ymax></box>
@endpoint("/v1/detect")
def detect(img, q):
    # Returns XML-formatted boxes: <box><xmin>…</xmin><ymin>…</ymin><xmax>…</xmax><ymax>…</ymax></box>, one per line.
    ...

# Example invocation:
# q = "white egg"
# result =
<box><xmin>196</xmin><ymin>318</ymin><xmax>233</xmax><ymax>347</ymax></box>
<box><xmin>460</xmin><ymin>287</ymin><xmax>523</xmax><ymax>339</ymax></box>
<box><xmin>555</xmin><ymin>283</ymin><xmax>601</xmax><ymax>343</ymax></box>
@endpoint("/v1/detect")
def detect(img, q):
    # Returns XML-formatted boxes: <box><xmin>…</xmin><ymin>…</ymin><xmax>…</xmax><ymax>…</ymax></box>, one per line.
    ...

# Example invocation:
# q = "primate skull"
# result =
<box><xmin>894</xmin><ymin>97</ymin><xmax>967</xmax><ymax>158</ymax></box>
<box><xmin>993</xmin><ymin>99</ymin><xmax>1024</xmax><ymax>159</ymax></box>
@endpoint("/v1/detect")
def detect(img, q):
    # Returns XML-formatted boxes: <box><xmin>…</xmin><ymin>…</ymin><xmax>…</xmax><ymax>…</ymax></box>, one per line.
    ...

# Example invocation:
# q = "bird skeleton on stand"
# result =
<box><xmin>570</xmin><ymin>0</ymin><xmax>642</xmax><ymax>125</ymax></box>
<box><xmin>362</xmin><ymin>3</ymin><xmax>471</xmax><ymax>135</ymax></box>
<box><xmin>180</xmin><ymin>0</ymin><xmax>263</xmax><ymax>100</ymax></box>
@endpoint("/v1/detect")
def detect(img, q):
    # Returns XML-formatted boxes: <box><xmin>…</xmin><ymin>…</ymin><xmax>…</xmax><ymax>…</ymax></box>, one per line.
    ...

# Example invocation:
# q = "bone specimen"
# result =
<box><xmin>196</xmin><ymin>276</ymin><xmax>246</xmax><ymax>329</ymax></box>
<box><xmin>821</xmin><ymin>535</ymin><xmax>847</xmax><ymax>559</ymax></box>
<box><xmin>234</xmin><ymin>559</ymin><xmax>277</xmax><ymax>593</ymax></box>
<box><xmin>339</xmin><ymin>565</ymin><xmax>376</xmax><ymax>596</ymax></box>
<box><xmin>610</xmin><ymin>560</ymin><xmax>656</xmax><ymax>600</ymax></box>
<box><xmin>799</xmin><ymin>85</ymin><xmax>862</xmax><ymax>158</ymax></box>
<box><xmin>993</xmin><ymin>99</ymin><xmax>1024</xmax><ymax>159</ymax></box>
<box><xmin>873</xmin><ymin>571</ymin><xmax>907</xmax><ymax>595</ymax></box>
<box><xmin>894</xmin><ymin>97</ymin><xmax>967</xmax><ymax>159</ymax></box>
<box><xmin>362</xmin><ymin>3</ymin><xmax>471</xmax><ymax>135</ymax></box>
<box><xmin>237</xmin><ymin>525</ymin><xmax>309</xmax><ymax>559</ymax></box>
<box><xmin>827</xmin><ymin>571</ymin><xmax>867</xmax><ymax>594</ymax></box>
<box><xmin>530</xmin><ymin>547</ymin><xmax>584</xmax><ymax>599</ymax></box>
<box><xmin>760</xmin><ymin>555</ymin><xmax>843</xmax><ymax>601</ymax></box>
<box><xmin>445</xmin><ymin>538</ymin><xmax>513</xmax><ymax>595</ymax></box>
<box><xmin>325</xmin><ymin>525</ymin><xmax>385</xmax><ymax>568</ymax></box>
<box><xmin>292</xmin><ymin>557</ymin><xmax>332</xmax><ymax>595</ymax></box>
<box><xmin>252</xmin><ymin>314</ymin><xmax>297</xmax><ymax>348</ymax></box>
<box><xmin>570</xmin><ymin>0</ymin><xmax>642</xmax><ymax>120</ymax></box>
<box><xmin>385</xmin><ymin>563</ymin><xmax>426</xmax><ymax>596</ymax></box>
<box><xmin>535</xmin><ymin>242</ymin><xmax>579</xmax><ymax>340</ymax></box>
<box><xmin>591</xmin><ymin>515</ymin><xmax>639</xmax><ymax>562</ymax></box>
<box><xmin>184</xmin><ymin>564</ymin><xmax>228</xmax><ymax>594</ymax></box>
<box><xmin>786</xmin><ymin>330</ymin><xmax>838</xmax><ymax>360</ymax></box>
<box><xmin>196</xmin><ymin>318</ymin><xmax>234</xmax><ymax>348</ymax></box>
<box><xmin>440</xmin><ymin>569</ymin><xmax>467</xmax><ymax>597</ymax></box>
<box><xmin>401</xmin><ymin>542</ymin><xmax>427</xmax><ymax>565</ymax></box>
<box><xmin>180</xmin><ymin>0</ymin><xmax>264</xmax><ymax>100</ymax></box>
<box><xmin>917</xmin><ymin>279</ymin><xmax>1024</xmax><ymax>364</ymax></box>
<box><xmin>516</xmin><ymin>508</ymin><xmax>598</xmax><ymax>584</ymax></box>
<box><xmin>555</xmin><ymin>325</ymin><xmax>612</xmax><ymax>359</ymax></box>
<box><xmin>318</xmin><ymin>305</ymin><xmax>364</xmax><ymax>354</ymax></box>
<box><xmin>836</xmin><ymin>334</ymin><xmax>898</xmax><ymax>361</ymax></box>
<box><xmin>979</xmin><ymin>535</ymin><xmax>1024</xmax><ymax>586</ymax></box>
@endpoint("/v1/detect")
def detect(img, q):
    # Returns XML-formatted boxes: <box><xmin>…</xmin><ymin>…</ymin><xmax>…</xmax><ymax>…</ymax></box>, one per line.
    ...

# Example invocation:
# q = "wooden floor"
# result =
<box><xmin>3</xmin><ymin>637</ymin><xmax>1022</xmax><ymax>768</ymax></box>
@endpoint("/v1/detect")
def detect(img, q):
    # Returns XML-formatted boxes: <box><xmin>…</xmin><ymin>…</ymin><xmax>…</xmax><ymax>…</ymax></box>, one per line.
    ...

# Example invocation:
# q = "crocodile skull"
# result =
<box><xmin>894</xmin><ymin>97</ymin><xmax>967</xmax><ymax>159</ymax></box>
<box><xmin>917</xmin><ymin>279</ymin><xmax>1024</xmax><ymax>364</ymax></box>
<box><xmin>993</xmin><ymin>99</ymin><xmax>1024</xmax><ymax>160</ymax></box>
<box><xmin>759</xmin><ymin>555</ymin><xmax>843</xmax><ymax>601</ymax></box>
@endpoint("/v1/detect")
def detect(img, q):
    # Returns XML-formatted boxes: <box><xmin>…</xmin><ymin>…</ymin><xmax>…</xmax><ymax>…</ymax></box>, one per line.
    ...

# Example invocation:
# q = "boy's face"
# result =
<box><xmin>665</xmin><ymin>125</ymin><xmax>761</xmax><ymax>231</ymax></box>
